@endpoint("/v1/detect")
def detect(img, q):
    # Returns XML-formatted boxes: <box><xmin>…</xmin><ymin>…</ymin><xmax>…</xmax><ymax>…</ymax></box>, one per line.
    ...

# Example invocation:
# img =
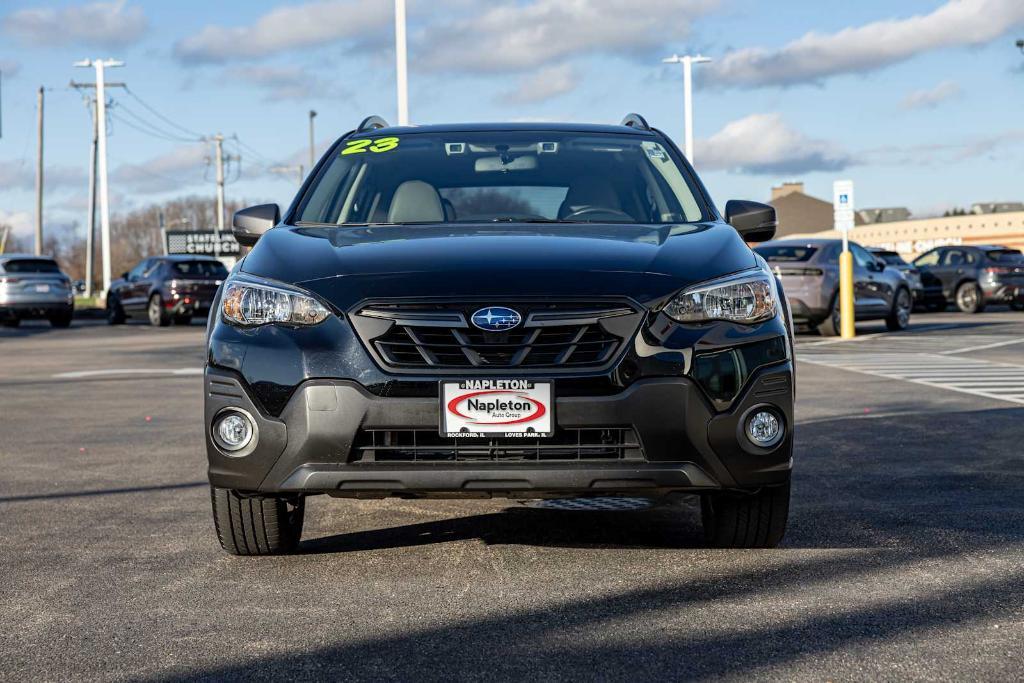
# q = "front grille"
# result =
<box><xmin>353</xmin><ymin>428</ymin><xmax>644</xmax><ymax>463</ymax></box>
<box><xmin>351</xmin><ymin>301</ymin><xmax>641</xmax><ymax>371</ymax></box>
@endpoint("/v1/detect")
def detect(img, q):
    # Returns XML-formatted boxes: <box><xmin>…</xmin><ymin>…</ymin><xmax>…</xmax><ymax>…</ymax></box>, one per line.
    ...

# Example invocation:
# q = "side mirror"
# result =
<box><xmin>232</xmin><ymin>204</ymin><xmax>280</xmax><ymax>247</ymax></box>
<box><xmin>121</xmin><ymin>271</ymin><xmax>130</xmax><ymax>280</ymax></box>
<box><xmin>725</xmin><ymin>200</ymin><xmax>777</xmax><ymax>242</ymax></box>
<box><xmin>873</xmin><ymin>259</ymin><xmax>887</xmax><ymax>271</ymax></box>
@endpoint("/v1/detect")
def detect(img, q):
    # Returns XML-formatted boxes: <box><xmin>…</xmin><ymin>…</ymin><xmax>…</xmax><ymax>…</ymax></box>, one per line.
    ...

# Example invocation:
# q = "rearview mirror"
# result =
<box><xmin>232</xmin><ymin>204</ymin><xmax>280</xmax><ymax>247</ymax></box>
<box><xmin>725</xmin><ymin>200</ymin><xmax>777</xmax><ymax>243</ymax></box>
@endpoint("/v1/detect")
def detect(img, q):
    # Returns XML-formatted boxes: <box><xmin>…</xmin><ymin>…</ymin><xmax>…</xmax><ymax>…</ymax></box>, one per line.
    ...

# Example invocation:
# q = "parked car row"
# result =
<box><xmin>0</xmin><ymin>253</ymin><xmax>228</xmax><ymax>329</ymax></box>
<box><xmin>755</xmin><ymin>239</ymin><xmax>1024</xmax><ymax>335</ymax></box>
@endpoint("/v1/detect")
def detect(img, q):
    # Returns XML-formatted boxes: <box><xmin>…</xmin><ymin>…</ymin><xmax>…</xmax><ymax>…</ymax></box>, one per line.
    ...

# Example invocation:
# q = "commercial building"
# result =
<box><xmin>769</xmin><ymin>183</ymin><xmax>1024</xmax><ymax>259</ymax></box>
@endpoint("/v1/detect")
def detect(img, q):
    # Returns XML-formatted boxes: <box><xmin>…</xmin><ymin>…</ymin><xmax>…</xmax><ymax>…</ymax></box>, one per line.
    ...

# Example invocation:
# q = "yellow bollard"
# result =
<box><xmin>839</xmin><ymin>250</ymin><xmax>856</xmax><ymax>338</ymax></box>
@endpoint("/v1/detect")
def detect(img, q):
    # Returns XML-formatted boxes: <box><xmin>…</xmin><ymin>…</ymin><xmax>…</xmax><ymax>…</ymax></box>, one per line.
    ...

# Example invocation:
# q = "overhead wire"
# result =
<box><xmin>122</xmin><ymin>85</ymin><xmax>205</xmax><ymax>140</ymax></box>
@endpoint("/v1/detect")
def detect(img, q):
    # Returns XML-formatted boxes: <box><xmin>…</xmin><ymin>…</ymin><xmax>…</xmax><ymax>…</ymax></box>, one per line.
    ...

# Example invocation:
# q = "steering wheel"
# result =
<box><xmin>562</xmin><ymin>206</ymin><xmax>634</xmax><ymax>221</ymax></box>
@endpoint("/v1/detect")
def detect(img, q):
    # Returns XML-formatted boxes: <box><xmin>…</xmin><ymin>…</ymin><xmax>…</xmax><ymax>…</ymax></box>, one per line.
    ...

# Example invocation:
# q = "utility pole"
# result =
<box><xmin>85</xmin><ymin>100</ymin><xmax>98</xmax><ymax>297</ymax></box>
<box><xmin>35</xmin><ymin>87</ymin><xmax>44</xmax><ymax>255</ymax></box>
<box><xmin>308</xmin><ymin>110</ymin><xmax>317</xmax><ymax>169</ymax></box>
<box><xmin>214</xmin><ymin>133</ymin><xmax>225</xmax><ymax>251</ymax></box>
<box><xmin>208</xmin><ymin>133</ymin><xmax>240</xmax><ymax>258</ymax></box>
<box><xmin>75</xmin><ymin>58</ymin><xmax>124</xmax><ymax>296</ymax></box>
<box><xmin>394</xmin><ymin>0</ymin><xmax>409</xmax><ymax>125</ymax></box>
<box><xmin>662</xmin><ymin>54</ymin><xmax>711</xmax><ymax>164</ymax></box>
<box><xmin>71</xmin><ymin>80</ymin><xmax>122</xmax><ymax>297</ymax></box>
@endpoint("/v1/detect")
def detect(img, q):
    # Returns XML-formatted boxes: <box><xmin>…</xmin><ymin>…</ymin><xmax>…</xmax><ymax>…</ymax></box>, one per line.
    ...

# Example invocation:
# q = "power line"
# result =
<box><xmin>230</xmin><ymin>134</ymin><xmax>273</xmax><ymax>165</ymax></box>
<box><xmin>122</xmin><ymin>85</ymin><xmax>204</xmax><ymax>139</ymax></box>
<box><xmin>110</xmin><ymin>110</ymin><xmax>199</xmax><ymax>144</ymax></box>
<box><xmin>112</xmin><ymin>101</ymin><xmax>202</xmax><ymax>143</ymax></box>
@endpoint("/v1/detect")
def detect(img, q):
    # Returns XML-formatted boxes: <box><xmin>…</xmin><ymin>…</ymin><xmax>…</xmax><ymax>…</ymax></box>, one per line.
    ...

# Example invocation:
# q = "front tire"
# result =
<box><xmin>885</xmin><ymin>288</ymin><xmax>912</xmax><ymax>331</ymax></box>
<box><xmin>148</xmin><ymin>294</ymin><xmax>171</xmax><ymax>327</ymax></box>
<box><xmin>816</xmin><ymin>295</ymin><xmax>840</xmax><ymax>337</ymax></box>
<box><xmin>106</xmin><ymin>296</ymin><xmax>126</xmax><ymax>325</ymax></box>
<box><xmin>955</xmin><ymin>282</ymin><xmax>985</xmax><ymax>314</ymax></box>
<box><xmin>211</xmin><ymin>487</ymin><xmax>305</xmax><ymax>556</ymax></box>
<box><xmin>701</xmin><ymin>479</ymin><xmax>790</xmax><ymax>548</ymax></box>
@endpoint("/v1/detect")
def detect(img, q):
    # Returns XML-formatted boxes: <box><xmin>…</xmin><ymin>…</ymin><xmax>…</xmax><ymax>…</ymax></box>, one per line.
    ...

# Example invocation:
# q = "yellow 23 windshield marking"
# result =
<box><xmin>342</xmin><ymin>137</ymin><xmax>400</xmax><ymax>155</ymax></box>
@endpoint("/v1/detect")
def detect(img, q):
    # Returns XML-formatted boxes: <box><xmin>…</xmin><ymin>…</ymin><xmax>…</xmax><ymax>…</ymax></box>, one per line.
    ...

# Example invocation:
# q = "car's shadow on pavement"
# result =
<box><xmin>300</xmin><ymin>501</ymin><xmax>707</xmax><ymax>553</ymax></box>
<box><xmin>299</xmin><ymin>405</ymin><xmax>1024</xmax><ymax>555</ymax></box>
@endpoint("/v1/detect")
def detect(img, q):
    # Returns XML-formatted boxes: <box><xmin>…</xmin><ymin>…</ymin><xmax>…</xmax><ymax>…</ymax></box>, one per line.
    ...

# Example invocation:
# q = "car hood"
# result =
<box><xmin>240</xmin><ymin>222</ymin><xmax>757</xmax><ymax>309</ymax></box>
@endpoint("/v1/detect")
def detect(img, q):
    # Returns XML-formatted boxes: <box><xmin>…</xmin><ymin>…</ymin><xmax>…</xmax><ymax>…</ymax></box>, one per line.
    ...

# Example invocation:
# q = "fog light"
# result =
<box><xmin>213</xmin><ymin>410</ymin><xmax>254</xmax><ymax>452</ymax></box>
<box><xmin>745</xmin><ymin>409</ymin><xmax>783</xmax><ymax>447</ymax></box>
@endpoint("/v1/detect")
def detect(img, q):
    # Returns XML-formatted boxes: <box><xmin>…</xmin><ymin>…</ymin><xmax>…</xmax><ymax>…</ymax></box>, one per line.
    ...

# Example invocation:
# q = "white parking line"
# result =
<box><xmin>52</xmin><ymin>368</ymin><xmax>203</xmax><ymax>379</ymax></box>
<box><xmin>799</xmin><ymin>350</ymin><xmax>1024</xmax><ymax>406</ymax></box>
<box><xmin>940</xmin><ymin>337</ymin><xmax>1024</xmax><ymax>355</ymax></box>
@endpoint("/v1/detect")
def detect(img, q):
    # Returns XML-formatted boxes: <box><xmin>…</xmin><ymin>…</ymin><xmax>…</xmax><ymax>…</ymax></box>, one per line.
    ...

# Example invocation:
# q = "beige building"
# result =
<box><xmin>769</xmin><ymin>183</ymin><xmax>1024</xmax><ymax>260</ymax></box>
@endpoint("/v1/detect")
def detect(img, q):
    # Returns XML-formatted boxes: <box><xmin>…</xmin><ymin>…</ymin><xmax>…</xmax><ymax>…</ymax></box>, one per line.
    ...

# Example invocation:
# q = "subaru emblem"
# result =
<box><xmin>471</xmin><ymin>306</ymin><xmax>522</xmax><ymax>332</ymax></box>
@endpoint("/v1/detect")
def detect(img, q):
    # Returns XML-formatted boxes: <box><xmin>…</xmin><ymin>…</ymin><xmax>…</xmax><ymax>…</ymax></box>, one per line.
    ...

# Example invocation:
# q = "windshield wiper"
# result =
<box><xmin>489</xmin><ymin>217</ymin><xmax>584</xmax><ymax>223</ymax></box>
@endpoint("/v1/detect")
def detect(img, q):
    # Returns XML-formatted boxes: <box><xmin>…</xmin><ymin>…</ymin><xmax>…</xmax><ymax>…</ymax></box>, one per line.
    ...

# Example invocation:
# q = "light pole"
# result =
<box><xmin>308</xmin><ymin>110</ymin><xmax>317</xmax><ymax>169</ymax></box>
<box><xmin>74</xmin><ymin>58</ymin><xmax>123</xmax><ymax>296</ymax></box>
<box><xmin>394</xmin><ymin>0</ymin><xmax>409</xmax><ymax>125</ymax></box>
<box><xmin>662</xmin><ymin>54</ymin><xmax>711</xmax><ymax>164</ymax></box>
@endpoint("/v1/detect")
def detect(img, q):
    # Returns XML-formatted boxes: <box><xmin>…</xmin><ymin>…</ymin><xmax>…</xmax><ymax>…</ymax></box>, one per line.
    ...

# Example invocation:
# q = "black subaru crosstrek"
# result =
<box><xmin>205</xmin><ymin>115</ymin><xmax>794</xmax><ymax>554</ymax></box>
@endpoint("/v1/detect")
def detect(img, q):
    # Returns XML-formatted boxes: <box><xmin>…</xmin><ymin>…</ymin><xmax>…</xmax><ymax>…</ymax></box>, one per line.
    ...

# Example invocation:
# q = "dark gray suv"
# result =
<box><xmin>912</xmin><ymin>245</ymin><xmax>1024</xmax><ymax>313</ymax></box>
<box><xmin>756</xmin><ymin>238</ymin><xmax>912</xmax><ymax>336</ymax></box>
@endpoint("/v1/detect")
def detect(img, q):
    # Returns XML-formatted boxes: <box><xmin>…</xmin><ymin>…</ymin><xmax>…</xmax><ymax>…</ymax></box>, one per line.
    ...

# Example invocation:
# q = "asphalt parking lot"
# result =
<box><xmin>2</xmin><ymin>311</ymin><xmax>1023</xmax><ymax>681</ymax></box>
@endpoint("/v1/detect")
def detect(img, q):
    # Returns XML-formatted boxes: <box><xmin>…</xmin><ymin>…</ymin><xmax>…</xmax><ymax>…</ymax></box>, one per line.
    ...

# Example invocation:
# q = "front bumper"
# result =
<box><xmin>205</xmin><ymin>361</ymin><xmax>794</xmax><ymax>498</ymax></box>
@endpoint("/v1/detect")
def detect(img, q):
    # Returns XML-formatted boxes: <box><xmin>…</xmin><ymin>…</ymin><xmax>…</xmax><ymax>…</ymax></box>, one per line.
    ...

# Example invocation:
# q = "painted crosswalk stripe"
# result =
<box><xmin>798</xmin><ymin>350</ymin><xmax>1024</xmax><ymax>406</ymax></box>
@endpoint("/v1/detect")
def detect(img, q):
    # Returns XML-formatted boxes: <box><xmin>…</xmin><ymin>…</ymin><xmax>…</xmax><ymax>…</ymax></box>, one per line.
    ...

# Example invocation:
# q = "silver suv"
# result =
<box><xmin>755</xmin><ymin>238</ymin><xmax>912</xmax><ymax>336</ymax></box>
<box><xmin>0</xmin><ymin>255</ymin><xmax>74</xmax><ymax>328</ymax></box>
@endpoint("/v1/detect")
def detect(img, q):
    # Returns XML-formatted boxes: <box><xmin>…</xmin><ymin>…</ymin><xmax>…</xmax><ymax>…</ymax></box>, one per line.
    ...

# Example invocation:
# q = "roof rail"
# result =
<box><xmin>357</xmin><ymin>115</ymin><xmax>390</xmax><ymax>133</ymax></box>
<box><xmin>620</xmin><ymin>113</ymin><xmax>651</xmax><ymax>131</ymax></box>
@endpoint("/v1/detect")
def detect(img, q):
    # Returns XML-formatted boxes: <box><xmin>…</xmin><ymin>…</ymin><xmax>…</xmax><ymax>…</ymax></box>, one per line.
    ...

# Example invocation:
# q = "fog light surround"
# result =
<box><xmin>212</xmin><ymin>409</ymin><xmax>257</xmax><ymax>455</ymax></box>
<box><xmin>744</xmin><ymin>407</ymin><xmax>784</xmax><ymax>448</ymax></box>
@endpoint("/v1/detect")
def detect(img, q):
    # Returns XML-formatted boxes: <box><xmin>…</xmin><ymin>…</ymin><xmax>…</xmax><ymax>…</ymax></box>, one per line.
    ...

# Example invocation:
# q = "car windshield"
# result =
<box><xmin>295</xmin><ymin>131</ymin><xmax>707</xmax><ymax>226</ymax></box>
<box><xmin>172</xmin><ymin>260</ymin><xmax>228</xmax><ymax>277</ymax></box>
<box><xmin>985</xmin><ymin>249</ymin><xmax>1024</xmax><ymax>263</ymax></box>
<box><xmin>755</xmin><ymin>245</ymin><xmax>818</xmax><ymax>262</ymax></box>
<box><xmin>1</xmin><ymin>258</ymin><xmax>60</xmax><ymax>273</ymax></box>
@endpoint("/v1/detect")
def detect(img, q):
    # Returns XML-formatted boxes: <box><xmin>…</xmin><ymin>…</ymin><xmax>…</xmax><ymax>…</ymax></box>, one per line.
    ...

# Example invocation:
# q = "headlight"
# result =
<box><xmin>221</xmin><ymin>277</ymin><xmax>331</xmax><ymax>327</ymax></box>
<box><xmin>664</xmin><ymin>269</ymin><xmax>777</xmax><ymax>324</ymax></box>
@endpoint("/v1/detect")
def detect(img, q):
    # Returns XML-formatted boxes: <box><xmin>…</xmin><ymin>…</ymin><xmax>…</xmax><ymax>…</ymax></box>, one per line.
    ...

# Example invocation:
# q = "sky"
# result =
<box><xmin>1</xmin><ymin>0</ymin><xmax>1023</xmax><ymax>241</ymax></box>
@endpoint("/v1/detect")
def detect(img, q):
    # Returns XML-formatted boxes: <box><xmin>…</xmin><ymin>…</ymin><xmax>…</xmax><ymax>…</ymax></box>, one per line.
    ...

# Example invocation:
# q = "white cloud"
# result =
<box><xmin>111</xmin><ymin>144</ymin><xmax>209</xmax><ymax>194</ymax></box>
<box><xmin>697</xmin><ymin>113</ymin><xmax>850</xmax><ymax>174</ymax></box>
<box><xmin>419</xmin><ymin>0</ymin><xmax>719</xmax><ymax>74</ymax></box>
<box><xmin>174</xmin><ymin>0</ymin><xmax>391</xmax><ymax>64</ymax></box>
<box><xmin>2</xmin><ymin>1</ymin><xmax>147</xmax><ymax>49</ymax></box>
<box><xmin>500</xmin><ymin>65</ymin><xmax>578</xmax><ymax>104</ymax></box>
<box><xmin>227</xmin><ymin>65</ymin><xmax>349</xmax><ymax>101</ymax></box>
<box><xmin>0</xmin><ymin>160</ymin><xmax>86</xmax><ymax>193</ymax></box>
<box><xmin>863</xmin><ymin>129</ymin><xmax>1024</xmax><ymax>166</ymax></box>
<box><xmin>0</xmin><ymin>209</ymin><xmax>32</xmax><ymax>237</ymax></box>
<box><xmin>900</xmin><ymin>80</ymin><xmax>961</xmax><ymax>109</ymax></box>
<box><xmin>706</xmin><ymin>0</ymin><xmax>1024</xmax><ymax>88</ymax></box>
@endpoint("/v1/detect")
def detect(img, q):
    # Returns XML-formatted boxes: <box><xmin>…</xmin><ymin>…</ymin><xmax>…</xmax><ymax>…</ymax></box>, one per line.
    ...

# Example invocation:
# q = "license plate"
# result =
<box><xmin>34</xmin><ymin>284</ymin><xmax>50</xmax><ymax>292</ymax></box>
<box><xmin>441</xmin><ymin>380</ymin><xmax>553</xmax><ymax>438</ymax></box>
